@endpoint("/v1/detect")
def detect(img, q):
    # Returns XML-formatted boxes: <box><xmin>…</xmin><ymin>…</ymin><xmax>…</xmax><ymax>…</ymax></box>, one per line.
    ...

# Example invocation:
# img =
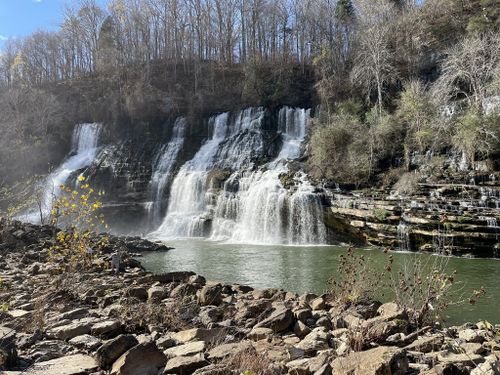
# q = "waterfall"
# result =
<box><xmin>149</xmin><ymin>118</ymin><xmax>187</xmax><ymax>227</ymax></box>
<box><xmin>150</xmin><ymin>106</ymin><xmax>327</xmax><ymax>245</ymax></box>
<box><xmin>397</xmin><ymin>220</ymin><xmax>411</xmax><ymax>252</ymax></box>
<box><xmin>151</xmin><ymin>108</ymin><xmax>266</xmax><ymax>238</ymax></box>
<box><xmin>22</xmin><ymin>123</ymin><xmax>102</xmax><ymax>223</ymax></box>
<box><xmin>211</xmin><ymin>107</ymin><xmax>327</xmax><ymax>245</ymax></box>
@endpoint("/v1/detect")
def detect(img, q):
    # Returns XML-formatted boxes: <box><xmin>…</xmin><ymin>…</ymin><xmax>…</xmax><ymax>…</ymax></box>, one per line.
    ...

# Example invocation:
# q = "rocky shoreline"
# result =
<box><xmin>1</xmin><ymin>220</ymin><xmax>499</xmax><ymax>375</ymax></box>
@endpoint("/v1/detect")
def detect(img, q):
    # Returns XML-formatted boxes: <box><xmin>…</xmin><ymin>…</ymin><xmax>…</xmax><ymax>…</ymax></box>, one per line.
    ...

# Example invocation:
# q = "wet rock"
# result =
<box><xmin>110</xmin><ymin>342</ymin><xmax>167</xmax><ymax>375</ymax></box>
<box><xmin>95</xmin><ymin>334</ymin><xmax>139</xmax><ymax>368</ymax></box>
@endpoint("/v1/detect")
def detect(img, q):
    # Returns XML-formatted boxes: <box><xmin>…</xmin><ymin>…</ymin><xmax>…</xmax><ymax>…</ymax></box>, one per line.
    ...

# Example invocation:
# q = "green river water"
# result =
<box><xmin>139</xmin><ymin>240</ymin><xmax>499</xmax><ymax>325</ymax></box>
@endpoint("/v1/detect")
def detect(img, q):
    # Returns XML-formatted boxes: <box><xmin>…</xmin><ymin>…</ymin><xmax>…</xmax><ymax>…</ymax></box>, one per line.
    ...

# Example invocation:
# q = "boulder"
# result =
<box><xmin>172</xmin><ymin>328</ymin><xmax>225</xmax><ymax>344</ymax></box>
<box><xmin>310</xmin><ymin>296</ymin><xmax>326</xmax><ymax>311</ymax></box>
<box><xmin>10</xmin><ymin>354</ymin><xmax>98</xmax><ymax>375</ymax></box>
<box><xmin>111</xmin><ymin>342</ymin><xmax>167</xmax><ymax>375</ymax></box>
<box><xmin>295</xmin><ymin>328</ymin><xmax>331</xmax><ymax>355</ymax></box>
<box><xmin>162</xmin><ymin>353</ymin><xmax>208</xmax><ymax>374</ymax></box>
<box><xmin>199</xmin><ymin>306</ymin><xmax>223</xmax><ymax>326</ymax></box>
<box><xmin>46</xmin><ymin>321</ymin><xmax>91</xmax><ymax>341</ymax></box>
<box><xmin>26</xmin><ymin>340</ymin><xmax>73</xmax><ymax>362</ymax></box>
<box><xmin>68</xmin><ymin>334</ymin><xmax>102</xmax><ymax>351</ymax></box>
<box><xmin>331</xmin><ymin>346</ymin><xmax>409</xmax><ymax>375</ymax></box>
<box><xmin>96</xmin><ymin>334</ymin><xmax>139</xmax><ymax>368</ymax></box>
<box><xmin>207</xmin><ymin>341</ymin><xmax>253</xmax><ymax>361</ymax></box>
<box><xmin>148</xmin><ymin>286</ymin><xmax>167</xmax><ymax>302</ymax></box>
<box><xmin>254</xmin><ymin>307</ymin><xmax>294</xmax><ymax>333</ymax></box>
<box><xmin>91</xmin><ymin>320</ymin><xmax>121</xmax><ymax>337</ymax></box>
<box><xmin>0</xmin><ymin>326</ymin><xmax>17</xmax><ymax>368</ymax></box>
<box><xmin>248</xmin><ymin>327</ymin><xmax>274</xmax><ymax>341</ymax></box>
<box><xmin>164</xmin><ymin>341</ymin><xmax>206</xmax><ymax>358</ymax></box>
<box><xmin>198</xmin><ymin>283</ymin><xmax>223</xmax><ymax>306</ymax></box>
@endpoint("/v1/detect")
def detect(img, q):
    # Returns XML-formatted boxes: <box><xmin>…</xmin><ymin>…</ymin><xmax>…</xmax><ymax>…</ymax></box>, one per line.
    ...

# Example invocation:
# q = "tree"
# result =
<box><xmin>396</xmin><ymin>80</ymin><xmax>436</xmax><ymax>170</ymax></box>
<box><xmin>351</xmin><ymin>0</ymin><xmax>398</xmax><ymax>117</ymax></box>
<box><xmin>434</xmin><ymin>31</ymin><xmax>500</xmax><ymax>111</ymax></box>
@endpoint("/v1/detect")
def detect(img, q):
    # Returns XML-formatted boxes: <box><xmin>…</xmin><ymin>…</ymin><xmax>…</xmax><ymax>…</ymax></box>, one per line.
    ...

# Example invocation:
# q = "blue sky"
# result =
<box><xmin>0</xmin><ymin>0</ymin><xmax>106</xmax><ymax>48</ymax></box>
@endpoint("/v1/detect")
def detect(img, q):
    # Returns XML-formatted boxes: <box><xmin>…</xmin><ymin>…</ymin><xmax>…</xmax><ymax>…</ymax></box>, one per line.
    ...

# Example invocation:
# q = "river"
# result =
<box><xmin>138</xmin><ymin>239</ymin><xmax>499</xmax><ymax>326</ymax></box>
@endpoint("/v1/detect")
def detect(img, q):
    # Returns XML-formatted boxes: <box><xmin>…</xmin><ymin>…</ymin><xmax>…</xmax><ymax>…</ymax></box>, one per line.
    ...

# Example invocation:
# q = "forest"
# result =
<box><xmin>0</xmin><ymin>0</ymin><xmax>498</xmax><ymax>187</ymax></box>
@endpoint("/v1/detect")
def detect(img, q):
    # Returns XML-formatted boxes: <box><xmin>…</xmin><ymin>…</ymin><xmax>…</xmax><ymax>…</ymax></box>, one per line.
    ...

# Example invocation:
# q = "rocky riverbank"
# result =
<box><xmin>1</xmin><ymin>220</ymin><xmax>499</xmax><ymax>375</ymax></box>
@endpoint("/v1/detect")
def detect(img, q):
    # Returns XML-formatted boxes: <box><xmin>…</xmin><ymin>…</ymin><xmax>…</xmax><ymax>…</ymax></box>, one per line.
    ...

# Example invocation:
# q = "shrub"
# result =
<box><xmin>48</xmin><ymin>176</ymin><xmax>108</xmax><ymax>272</ymax></box>
<box><xmin>373</xmin><ymin>208</ymin><xmax>390</xmax><ymax>221</ymax></box>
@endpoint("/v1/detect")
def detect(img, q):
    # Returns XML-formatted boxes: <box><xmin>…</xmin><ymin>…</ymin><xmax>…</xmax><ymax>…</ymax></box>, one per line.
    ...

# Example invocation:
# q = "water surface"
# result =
<box><xmin>139</xmin><ymin>239</ymin><xmax>499</xmax><ymax>325</ymax></box>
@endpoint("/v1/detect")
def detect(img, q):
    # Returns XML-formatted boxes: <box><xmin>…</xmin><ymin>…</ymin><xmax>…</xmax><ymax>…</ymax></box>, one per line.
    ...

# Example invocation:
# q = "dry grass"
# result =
<box><xmin>223</xmin><ymin>348</ymin><xmax>284</xmax><ymax>375</ymax></box>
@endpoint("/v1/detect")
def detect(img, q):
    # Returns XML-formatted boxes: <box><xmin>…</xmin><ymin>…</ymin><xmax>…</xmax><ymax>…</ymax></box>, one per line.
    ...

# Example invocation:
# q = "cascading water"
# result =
<box><xmin>149</xmin><ymin>118</ymin><xmax>187</xmax><ymax>227</ymax></box>
<box><xmin>151</xmin><ymin>108</ymin><xmax>266</xmax><ymax>238</ymax></box>
<box><xmin>150</xmin><ymin>106</ymin><xmax>327</xmax><ymax>245</ymax></box>
<box><xmin>211</xmin><ymin>107</ymin><xmax>327</xmax><ymax>245</ymax></box>
<box><xmin>22</xmin><ymin>123</ymin><xmax>102</xmax><ymax>223</ymax></box>
<box><xmin>397</xmin><ymin>219</ymin><xmax>411</xmax><ymax>252</ymax></box>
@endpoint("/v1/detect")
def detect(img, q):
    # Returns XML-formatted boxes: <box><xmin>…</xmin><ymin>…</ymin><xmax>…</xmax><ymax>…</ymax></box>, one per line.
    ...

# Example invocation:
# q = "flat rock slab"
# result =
<box><xmin>4</xmin><ymin>354</ymin><xmax>98</xmax><ymax>375</ymax></box>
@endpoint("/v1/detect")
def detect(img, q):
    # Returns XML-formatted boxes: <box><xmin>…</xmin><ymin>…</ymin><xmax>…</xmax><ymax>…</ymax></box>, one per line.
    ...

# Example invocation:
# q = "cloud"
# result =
<box><xmin>0</xmin><ymin>35</ymin><xmax>9</xmax><ymax>41</ymax></box>
<box><xmin>33</xmin><ymin>0</ymin><xmax>43</xmax><ymax>2</ymax></box>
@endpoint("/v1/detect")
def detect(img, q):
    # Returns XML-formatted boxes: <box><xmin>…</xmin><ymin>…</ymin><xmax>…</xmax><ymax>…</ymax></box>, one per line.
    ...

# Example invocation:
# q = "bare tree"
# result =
<box><xmin>351</xmin><ymin>0</ymin><xmax>398</xmax><ymax>117</ymax></box>
<box><xmin>434</xmin><ymin>31</ymin><xmax>500</xmax><ymax>111</ymax></box>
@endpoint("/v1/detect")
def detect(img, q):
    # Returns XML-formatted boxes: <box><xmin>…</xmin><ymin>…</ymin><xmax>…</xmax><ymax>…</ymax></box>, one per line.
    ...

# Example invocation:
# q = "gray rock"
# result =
<box><xmin>198</xmin><ymin>283</ymin><xmax>223</xmax><ymax>306</ymax></box>
<box><xmin>163</xmin><ymin>353</ymin><xmax>208</xmax><ymax>374</ymax></box>
<box><xmin>46</xmin><ymin>321</ymin><xmax>91</xmax><ymax>341</ymax></box>
<box><xmin>96</xmin><ymin>334</ymin><xmax>139</xmax><ymax>368</ymax></box>
<box><xmin>68</xmin><ymin>334</ymin><xmax>102</xmax><ymax>351</ymax></box>
<box><xmin>254</xmin><ymin>307</ymin><xmax>294</xmax><ymax>333</ymax></box>
<box><xmin>91</xmin><ymin>320</ymin><xmax>121</xmax><ymax>337</ymax></box>
<box><xmin>164</xmin><ymin>341</ymin><xmax>206</xmax><ymax>358</ymax></box>
<box><xmin>11</xmin><ymin>354</ymin><xmax>98</xmax><ymax>375</ymax></box>
<box><xmin>207</xmin><ymin>341</ymin><xmax>253</xmax><ymax>360</ymax></box>
<box><xmin>111</xmin><ymin>342</ymin><xmax>167</xmax><ymax>375</ymax></box>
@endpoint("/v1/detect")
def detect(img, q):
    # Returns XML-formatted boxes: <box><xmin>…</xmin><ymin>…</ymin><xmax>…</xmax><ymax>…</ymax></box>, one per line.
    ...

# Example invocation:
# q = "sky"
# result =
<box><xmin>0</xmin><ymin>0</ymin><xmax>106</xmax><ymax>48</ymax></box>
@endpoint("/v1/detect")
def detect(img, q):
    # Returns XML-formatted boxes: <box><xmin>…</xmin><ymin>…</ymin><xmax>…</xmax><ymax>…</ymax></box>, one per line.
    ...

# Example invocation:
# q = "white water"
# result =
<box><xmin>150</xmin><ymin>107</ymin><xmax>327</xmax><ymax>245</ymax></box>
<box><xmin>149</xmin><ymin>118</ymin><xmax>187</xmax><ymax>226</ymax></box>
<box><xmin>22</xmin><ymin>123</ymin><xmax>102</xmax><ymax>223</ymax></box>
<box><xmin>212</xmin><ymin>107</ymin><xmax>326</xmax><ymax>244</ymax></box>
<box><xmin>397</xmin><ymin>220</ymin><xmax>411</xmax><ymax>252</ymax></box>
<box><xmin>151</xmin><ymin>109</ymin><xmax>265</xmax><ymax>238</ymax></box>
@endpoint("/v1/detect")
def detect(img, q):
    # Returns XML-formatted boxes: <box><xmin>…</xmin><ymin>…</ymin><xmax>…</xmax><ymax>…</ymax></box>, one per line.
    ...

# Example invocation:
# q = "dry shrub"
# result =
<box><xmin>115</xmin><ymin>298</ymin><xmax>196</xmax><ymax>333</ymax></box>
<box><xmin>223</xmin><ymin>348</ymin><xmax>283</xmax><ymax>375</ymax></box>
<box><xmin>393</xmin><ymin>171</ymin><xmax>421</xmax><ymax>195</ymax></box>
<box><xmin>327</xmin><ymin>247</ymin><xmax>393</xmax><ymax>315</ymax></box>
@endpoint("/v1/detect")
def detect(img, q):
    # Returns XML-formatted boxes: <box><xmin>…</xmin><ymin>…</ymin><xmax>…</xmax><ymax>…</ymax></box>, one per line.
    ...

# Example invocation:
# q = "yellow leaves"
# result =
<box><xmin>77</xmin><ymin>175</ymin><xmax>86</xmax><ymax>182</ymax></box>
